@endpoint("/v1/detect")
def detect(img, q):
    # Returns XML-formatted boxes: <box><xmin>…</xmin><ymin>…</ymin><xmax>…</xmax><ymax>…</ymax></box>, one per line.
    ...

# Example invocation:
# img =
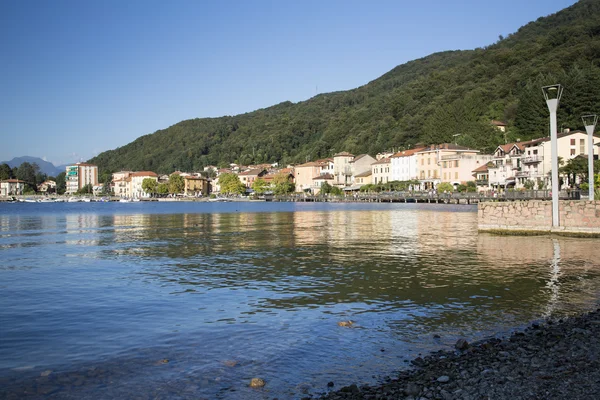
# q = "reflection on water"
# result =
<box><xmin>0</xmin><ymin>202</ymin><xmax>599</xmax><ymax>399</ymax></box>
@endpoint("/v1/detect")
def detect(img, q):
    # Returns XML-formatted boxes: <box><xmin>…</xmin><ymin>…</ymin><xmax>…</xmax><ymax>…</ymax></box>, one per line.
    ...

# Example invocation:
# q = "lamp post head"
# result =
<box><xmin>582</xmin><ymin>114</ymin><xmax>598</xmax><ymax>133</ymax></box>
<box><xmin>542</xmin><ymin>84</ymin><xmax>563</xmax><ymax>113</ymax></box>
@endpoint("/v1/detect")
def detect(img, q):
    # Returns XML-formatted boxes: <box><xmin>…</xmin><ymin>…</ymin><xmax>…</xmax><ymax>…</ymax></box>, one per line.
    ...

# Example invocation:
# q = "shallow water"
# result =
<box><xmin>1</xmin><ymin>201</ymin><xmax>599</xmax><ymax>399</ymax></box>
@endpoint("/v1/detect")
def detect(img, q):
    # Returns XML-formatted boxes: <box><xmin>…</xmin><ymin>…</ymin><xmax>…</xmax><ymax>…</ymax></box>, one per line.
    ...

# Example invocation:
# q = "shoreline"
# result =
<box><xmin>319</xmin><ymin>307</ymin><xmax>600</xmax><ymax>399</ymax></box>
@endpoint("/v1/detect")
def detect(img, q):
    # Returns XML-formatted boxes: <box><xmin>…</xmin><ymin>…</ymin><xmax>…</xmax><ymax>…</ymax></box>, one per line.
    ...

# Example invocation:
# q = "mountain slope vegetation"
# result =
<box><xmin>91</xmin><ymin>0</ymin><xmax>600</xmax><ymax>174</ymax></box>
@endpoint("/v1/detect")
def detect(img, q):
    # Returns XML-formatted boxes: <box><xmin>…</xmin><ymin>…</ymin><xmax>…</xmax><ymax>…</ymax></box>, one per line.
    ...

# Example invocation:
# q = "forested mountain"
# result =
<box><xmin>91</xmin><ymin>0</ymin><xmax>600</xmax><ymax>174</ymax></box>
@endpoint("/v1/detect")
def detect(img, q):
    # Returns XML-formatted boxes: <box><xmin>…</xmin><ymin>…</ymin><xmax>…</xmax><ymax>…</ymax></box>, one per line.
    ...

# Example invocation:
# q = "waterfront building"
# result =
<box><xmin>472</xmin><ymin>164</ymin><xmax>491</xmax><ymax>192</ymax></box>
<box><xmin>350</xmin><ymin>154</ymin><xmax>377</xmax><ymax>185</ymax></box>
<box><xmin>519</xmin><ymin>130</ymin><xmax>600</xmax><ymax>189</ymax></box>
<box><xmin>239</xmin><ymin>169</ymin><xmax>268</xmax><ymax>188</ymax></box>
<box><xmin>353</xmin><ymin>170</ymin><xmax>372</xmax><ymax>186</ymax></box>
<box><xmin>37</xmin><ymin>180</ymin><xmax>56</xmax><ymax>193</ymax></box>
<box><xmin>333</xmin><ymin>152</ymin><xmax>354</xmax><ymax>187</ymax></box>
<box><xmin>312</xmin><ymin>173</ymin><xmax>334</xmax><ymax>195</ymax></box>
<box><xmin>0</xmin><ymin>179</ymin><xmax>25</xmax><ymax>196</ymax></box>
<box><xmin>371</xmin><ymin>157</ymin><xmax>391</xmax><ymax>184</ymax></box>
<box><xmin>294</xmin><ymin>162</ymin><xmax>323</xmax><ymax>193</ymax></box>
<box><xmin>487</xmin><ymin>142</ymin><xmax>525</xmax><ymax>190</ymax></box>
<box><xmin>65</xmin><ymin>163</ymin><xmax>98</xmax><ymax>194</ymax></box>
<box><xmin>391</xmin><ymin>148</ymin><xmax>424</xmax><ymax>182</ymax></box>
<box><xmin>184</xmin><ymin>175</ymin><xmax>209</xmax><ymax>196</ymax></box>
<box><xmin>130</xmin><ymin>171</ymin><xmax>158</xmax><ymax>198</ymax></box>
<box><xmin>416</xmin><ymin>144</ymin><xmax>489</xmax><ymax>190</ymax></box>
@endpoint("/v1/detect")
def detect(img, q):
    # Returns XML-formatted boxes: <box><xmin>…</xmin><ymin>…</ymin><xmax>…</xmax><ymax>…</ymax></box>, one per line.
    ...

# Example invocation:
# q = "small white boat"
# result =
<box><xmin>68</xmin><ymin>197</ymin><xmax>81</xmax><ymax>202</ymax></box>
<box><xmin>119</xmin><ymin>198</ymin><xmax>131</xmax><ymax>203</ymax></box>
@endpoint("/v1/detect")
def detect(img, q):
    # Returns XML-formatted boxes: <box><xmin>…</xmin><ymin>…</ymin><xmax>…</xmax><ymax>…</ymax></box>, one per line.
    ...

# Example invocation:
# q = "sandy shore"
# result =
<box><xmin>320</xmin><ymin>307</ymin><xmax>600</xmax><ymax>400</ymax></box>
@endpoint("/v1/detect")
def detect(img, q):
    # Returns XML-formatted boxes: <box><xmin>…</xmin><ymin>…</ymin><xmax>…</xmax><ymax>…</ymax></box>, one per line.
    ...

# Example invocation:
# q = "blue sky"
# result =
<box><xmin>0</xmin><ymin>0</ymin><xmax>577</xmax><ymax>166</ymax></box>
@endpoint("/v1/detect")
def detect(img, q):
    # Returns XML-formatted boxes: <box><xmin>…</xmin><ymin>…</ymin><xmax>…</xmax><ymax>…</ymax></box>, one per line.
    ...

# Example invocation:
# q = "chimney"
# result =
<box><xmin>563</xmin><ymin>128</ymin><xmax>570</xmax><ymax>133</ymax></box>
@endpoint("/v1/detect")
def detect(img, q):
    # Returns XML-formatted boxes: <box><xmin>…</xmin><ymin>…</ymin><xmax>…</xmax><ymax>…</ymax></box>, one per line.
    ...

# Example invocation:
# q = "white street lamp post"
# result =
<box><xmin>542</xmin><ymin>84</ymin><xmax>563</xmax><ymax>227</ymax></box>
<box><xmin>582</xmin><ymin>114</ymin><xmax>598</xmax><ymax>200</ymax></box>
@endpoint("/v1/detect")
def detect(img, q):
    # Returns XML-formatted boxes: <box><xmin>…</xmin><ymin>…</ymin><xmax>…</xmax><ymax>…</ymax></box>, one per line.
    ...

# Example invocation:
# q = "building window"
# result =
<box><xmin>571</xmin><ymin>149</ymin><xmax>576</xmax><ymax>156</ymax></box>
<box><xmin>428</xmin><ymin>158</ymin><xmax>431</xmax><ymax>165</ymax></box>
<box><xmin>443</xmin><ymin>172</ymin><xmax>447</xmax><ymax>180</ymax></box>
<box><xmin>455</xmin><ymin>172</ymin><xmax>458</xmax><ymax>179</ymax></box>
<box><xmin>571</xmin><ymin>139</ymin><xmax>576</xmax><ymax>146</ymax></box>
<box><xmin>580</xmin><ymin>139</ymin><xmax>585</xmax><ymax>154</ymax></box>
<box><xmin>454</xmin><ymin>160</ymin><xmax>459</xmax><ymax>168</ymax></box>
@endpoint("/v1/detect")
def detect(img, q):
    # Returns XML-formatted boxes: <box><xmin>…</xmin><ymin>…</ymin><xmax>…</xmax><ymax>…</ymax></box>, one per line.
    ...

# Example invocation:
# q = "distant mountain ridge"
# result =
<box><xmin>1</xmin><ymin>156</ymin><xmax>66</xmax><ymax>177</ymax></box>
<box><xmin>89</xmin><ymin>0</ymin><xmax>600</xmax><ymax>174</ymax></box>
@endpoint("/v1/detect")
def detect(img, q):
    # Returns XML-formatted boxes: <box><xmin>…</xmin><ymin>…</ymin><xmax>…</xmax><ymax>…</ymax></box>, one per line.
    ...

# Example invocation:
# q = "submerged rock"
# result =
<box><xmin>249</xmin><ymin>378</ymin><xmax>265</xmax><ymax>388</ymax></box>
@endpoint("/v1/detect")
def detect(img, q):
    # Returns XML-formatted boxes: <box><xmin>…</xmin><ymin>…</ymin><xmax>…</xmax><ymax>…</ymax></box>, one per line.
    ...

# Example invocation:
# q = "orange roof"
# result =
<box><xmin>391</xmin><ymin>147</ymin><xmax>426</xmax><ymax>158</ymax></box>
<box><xmin>334</xmin><ymin>151</ymin><xmax>354</xmax><ymax>157</ymax></box>
<box><xmin>371</xmin><ymin>157</ymin><xmax>391</xmax><ymax>165</ymax></box>
<box><xmin>130</xmin><ymin>171</ymin><xmax>158</xmax><ymax>177</ymax></box>
<box><xmin>239</xmin><ymin>168</ymin><xmax>265</xmax><ymax>176</ymax></box>
<box><xmin>313</xmin><ymin>173</ymin><xmax>334</xmax><ymax>180</ymax></box>
<box><xmin>1</xmin><ymin>179</ymin><xmax>25</xmax><ymax>183</ymax></box>
<box><xmin>472</xmin><ymin>164</ymin><xmax>489</xmax><ymax>173</ymax></box>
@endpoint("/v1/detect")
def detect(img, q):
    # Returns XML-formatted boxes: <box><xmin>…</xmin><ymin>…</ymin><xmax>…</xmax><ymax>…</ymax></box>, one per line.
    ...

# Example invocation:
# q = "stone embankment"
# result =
<box><xmin>320</xmin><ymin>308</ymin><xmax>600</xmax><ymax>400</ymax></box>
<box><xmin>479</xmin><ymin>200</ymin><xmax>600</xmax><ymax>236</ymax></box>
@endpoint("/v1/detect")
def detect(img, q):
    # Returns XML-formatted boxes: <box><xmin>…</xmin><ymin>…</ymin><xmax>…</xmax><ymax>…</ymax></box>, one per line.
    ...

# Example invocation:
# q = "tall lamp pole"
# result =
<box><xmin>582</xmin><ymin>114</ymin><xmax>598</xmax><ymax>199</ymax></box>
<box><xmin>542</xmin><ymin>84</ymin><xmax>563</xmax><ymax>227</ymax></box>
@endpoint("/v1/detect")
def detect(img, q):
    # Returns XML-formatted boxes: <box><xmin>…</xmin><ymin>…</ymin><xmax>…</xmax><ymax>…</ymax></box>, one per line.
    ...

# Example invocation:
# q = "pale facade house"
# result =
<box><xmin>417</xmin><ymin>144</ymin><xmax>489</xmax><ymax>189</ymax></box>
<box><xmin>312</xmin><ymin>173</ymin><xmax>335</xmax><ymax>195</ymax></box>
<box><xmin>391</xmin><ymin>148</ymin><xmax>424</xmax><ymax>182</ymax></box>
<box><xmin>333</xmin><ymin>152</ymin><xmax>354</xmax><ymax>187</ymax></box>
<box><xmin>440</xmin><ymin>151</ymin><xmax>492</xmax><ymax>186</ymax></box>
<box><xmin>520</xmin><ymin>130</ymin><xmax>600</xmax><ymax>189</ymax></box>
<box><xmin>294</xmin><ymin>162</ymin><xmax>323</xmax><ymax>192</ymax></box>
<box><xmin>239</xmin><ymin>169</ymin><xmax>267</xmax><ymax>188</ymax></box>
<box><xmin>37</xmin><ymin>180</ymin><xmax>56</xmax><ymax>193</ymax></box>
<box><xmin>130</xmin><ymin>171</ymin><xmax>158</xmax><ymax>198</ymax></box>
<box><xmin>371</xmin><ymin>157</ymin><xmax>391</xmax><ymax>184</ymax></box>
<box><xmin>472</xmin><ymin>164</ymin><xmax>491</xmax><ymax>192</ymax></box>
<box><xmin>65</xmin><ymin>163</ymin><xmax>98</xmax><ymax>194</ymax></box>
<box><xmin>488</xmin><ymin>142</ymin><xmax>525</xmax><ymax>190</ymax></box>
<box><xmin>350</xmin><ymin>154</ymin><xmax>377</xmax><ymax>184</ymax></box>
<box><xmin>184</xmin><ymin>175</ymin><xmax>209</xmax><ymax>196</ymax></box>
<box><xmin>0</xmin><ymin>179</ymin><xmax>25</xmax><ymax>196</ymax></box>
<box><xmin>491</xmin><ymin>120</ymin><xmax>508</xmax><ymax>132</ymax></box>
<box><xmin>353</xmin><ymin>170</ymin><xmax>372</xmax><ymax>186</ymax></box>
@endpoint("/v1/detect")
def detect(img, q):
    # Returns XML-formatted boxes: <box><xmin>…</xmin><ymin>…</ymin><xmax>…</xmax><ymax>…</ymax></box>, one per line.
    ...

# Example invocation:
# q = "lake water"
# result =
<box><xmin>1</xmin><ymin>202</ymin><xmax>600</xmax><ymax>399</ymax></box>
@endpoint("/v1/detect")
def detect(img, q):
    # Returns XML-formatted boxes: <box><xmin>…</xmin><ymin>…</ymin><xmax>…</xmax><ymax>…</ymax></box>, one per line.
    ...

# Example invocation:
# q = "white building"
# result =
<box><xmin>390</xmin><ymin>148</ymin><xmax>424</xmax><ymax>182</ymax></box>
<box><xmin>519</xmin><ymin>130</ymin><xmax>600</xmax><ymax>189</ymax></box>
<box><xmin>65</xmin><ymin>163</ymin><xmax>98</xmax><ymax>194</ymax></box>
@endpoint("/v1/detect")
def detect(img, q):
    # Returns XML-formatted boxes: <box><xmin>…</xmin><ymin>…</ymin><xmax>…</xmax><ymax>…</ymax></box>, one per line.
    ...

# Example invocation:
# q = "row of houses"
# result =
<box><xmin>3</xmin><ymin>129</ymin><xmax>598</xmax><ymax>198</ymax></box>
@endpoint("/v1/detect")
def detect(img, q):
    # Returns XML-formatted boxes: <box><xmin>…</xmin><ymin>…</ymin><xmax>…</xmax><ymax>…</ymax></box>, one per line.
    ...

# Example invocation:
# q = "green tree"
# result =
<box><xmin>168</xmin><ymin>174</ymin><xmax>185</xmax><ymax>194</ymax></box>
<box><xmin>157</xmin><ymin>183</ymin><xmax>169</xmax><ymax>195</ymax></box>
<box><xmin>218</xmin><ymin>172</ymin><xmax>246</xmax><ymax>195</ymax></box>
<box><xmin>251</xmin><ymin>178</ymin><xmax>269</xmax><ymax>194</ymax></box>
<box><xmin>272</xmin><ymin>172</ymin><xmax>295</xmax><ymax>195</ymax></box>
<box><xmin>142</xmin><ymin>178</ymin><xmax>158</xmax><ymax>196</ymax></box>
<box><xmin>319</xmin><ymin>182</ymin><xmax>333</xmax><ymax>195</ymax></box>
<box><xmin>16</xmin><ymin>162</ymin><xmax>38</xmax><ymax>192</ymax></box>
<box><xmin>76</xmin><ymin>184</ymin><xmax>93</xmax><ymax>194</ymax></box>
<box><xmin>55</xmin><ymin>172</ymin><xmax>66</xmax><ymax>194</ymax></box>
<box><xmin>0</xmin><ymin>163</ymin><xmax>13</xmax><ymax>180</ymax></box>
<box><xmin>437</xmin><ymin>182</ymin><xmax>454</xmax><ymax>192</ymax></box>
<box><xmin>559</xmin><ymin>156</ymin><xmax>589</xmax><ymax>187</ymax></box>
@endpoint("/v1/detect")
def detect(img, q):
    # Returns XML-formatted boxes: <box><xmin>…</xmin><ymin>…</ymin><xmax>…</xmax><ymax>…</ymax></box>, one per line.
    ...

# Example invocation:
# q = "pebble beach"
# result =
<box><xmin>321</xmin><ymin>307</ymin><xmax>600</xmax><ymax>400</ymax></box>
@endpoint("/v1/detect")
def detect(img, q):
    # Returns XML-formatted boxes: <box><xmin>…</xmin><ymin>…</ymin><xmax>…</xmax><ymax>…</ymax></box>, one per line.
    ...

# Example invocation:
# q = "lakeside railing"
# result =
<box><xmin>269</xmin><ymin>189</ymin><xmax>582</xmax><ymax>203</ymax></box>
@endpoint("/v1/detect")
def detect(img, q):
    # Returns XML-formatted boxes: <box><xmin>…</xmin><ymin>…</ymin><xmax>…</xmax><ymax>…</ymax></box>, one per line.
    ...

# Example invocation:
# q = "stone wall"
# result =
<box><xmin>478</xmin><ymin>200</ymin><xmax>600</xmax><ymax>235</ymax></box>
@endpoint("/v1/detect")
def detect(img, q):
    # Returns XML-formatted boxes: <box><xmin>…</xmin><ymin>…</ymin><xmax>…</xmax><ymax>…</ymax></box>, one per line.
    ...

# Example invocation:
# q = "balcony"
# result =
<box><xmin>515</xmin><ymin>171</ymin><xmax>529</xmax><ymax>178</ymax></box>
<box><xmin>476</xmin><ymin>179</ymin><xmax>489</xmax><ymax>186</ymax></box>
<box><xmin>522</xmin><ymin>156</ymin><xmax>543</xmax><ymax>164</ymax></box>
